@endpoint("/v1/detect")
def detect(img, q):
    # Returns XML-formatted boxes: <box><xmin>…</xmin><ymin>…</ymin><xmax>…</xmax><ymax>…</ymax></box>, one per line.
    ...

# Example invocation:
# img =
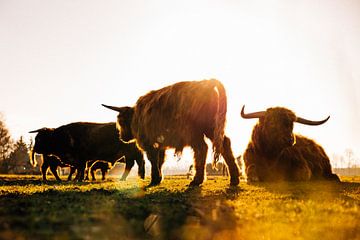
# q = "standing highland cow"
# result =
<box><xmin>103</xmin><ymin>79</ymin><xmax>240</xmax><ymax>187</ymax></box>
<box><xmin>241</xmin><ymin>105</ymin><xmax>340</xmax><ymax>182</ymax></box>
<box><xmin>29</xmin><ymin>122</ymin><xmax>145</xmax><ymax>181</ymax></box>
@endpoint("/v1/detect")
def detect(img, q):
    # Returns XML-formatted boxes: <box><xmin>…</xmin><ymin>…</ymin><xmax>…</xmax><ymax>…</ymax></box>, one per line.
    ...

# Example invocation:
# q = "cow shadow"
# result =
<box><xmin>0</xmin><ymin>178</ymin><xmax>241</xmax><ymax>240</ymax></box>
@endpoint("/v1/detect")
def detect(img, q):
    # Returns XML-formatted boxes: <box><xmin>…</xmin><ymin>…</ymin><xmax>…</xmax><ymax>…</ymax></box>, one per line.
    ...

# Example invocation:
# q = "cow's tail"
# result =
<box><xmin>29</xmin><ymin>149</ymin><xmax>37</xmax><ymax>167</ymax></box>
<box><xmin>211</xmin><ymin>79</ymin><xmax>227</xmax><ymax>166</ymax></box>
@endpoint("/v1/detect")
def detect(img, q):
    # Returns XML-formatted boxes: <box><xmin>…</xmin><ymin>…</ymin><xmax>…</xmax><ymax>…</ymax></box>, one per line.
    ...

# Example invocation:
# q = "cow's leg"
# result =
<box><xmin>146</xmin><ymin>147</ymin><xmax>163</xmax><ymax>186</ymax></box>
<box><xmin>135</xmin><ymin>155</ymin><xmax>145</xmax><ymax>179</ymax></box>
<box><xmin>221</xmin><ymin>136</ymin><xmax>240</xmax><ymax>186</ymax></box>
<box><xmin>74</xmin><ymin>161</ymin><xmax>86</xmax><ymax>182</ymax></box>
<box><xmin>49</xmin><ymin>161</ymin><xmax>62</xmax><ymax>181</ymax></box>
<box><xmin>101</xmin><ymin>165</ymin><xmax>107</xmax><ymax>181</ymax></box>
<box><xmin>189</xmin><ymin>139</ymin><xmax>208</xmax><ymax>187</ymax></box>
<box><xmin>41</xmin><ymin>159</ymin><xmax>50</xmax><ymax>181</ymax></box>
<box><xmin>78</xmin><ymin>162</ymin><xmax>87</xmax><ymax>182</ymax></box>
<box><xmin>120</xmin><ymin>157</ymin><xmax>135</xmax><ymax>181</ymax></box>
<box><xmin>84</xmin><ymin>161</ymin><xmax>92</xmax><ymax>181</ymax></box>
<box><xmin>67</xmin><ymin>167</ymin><xmax>76</xmax><ymax>181</ymax></box>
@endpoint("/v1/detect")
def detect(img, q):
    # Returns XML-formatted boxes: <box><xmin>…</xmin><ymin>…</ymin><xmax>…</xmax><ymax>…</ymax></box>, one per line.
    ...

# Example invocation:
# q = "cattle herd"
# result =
<box><xmin>29</xmin><ymin>79</ymin><xmax>340</xmax><ymax>186</ymax></box>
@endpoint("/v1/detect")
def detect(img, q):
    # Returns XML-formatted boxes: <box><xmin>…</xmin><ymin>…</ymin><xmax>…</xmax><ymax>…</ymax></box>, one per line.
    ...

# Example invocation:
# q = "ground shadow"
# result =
<box><xmin>246</xmin><ymin>180</ymin><xmax>360</xmax><ymax>203</ymax></box>
<box><xmin>0</xmin><ymin>178</ymin><xmax>241</xmax><ymax>240</ymax></box>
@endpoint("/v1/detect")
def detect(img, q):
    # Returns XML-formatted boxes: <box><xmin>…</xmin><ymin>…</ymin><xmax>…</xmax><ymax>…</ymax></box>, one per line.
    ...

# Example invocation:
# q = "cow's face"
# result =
<box><xmin>32</xmin><ymin>128</ymin><xmax>56</xmax><ymax>154</ymax></box>
<box><xmin>261</xmin><ymin>108</ymin><xmax>296</xmax><ymax>150</ymax></box>
<box><xmin>115</xmin><ymin>107</ymin><xmax>135</xmax><ymax>142</ymax></box>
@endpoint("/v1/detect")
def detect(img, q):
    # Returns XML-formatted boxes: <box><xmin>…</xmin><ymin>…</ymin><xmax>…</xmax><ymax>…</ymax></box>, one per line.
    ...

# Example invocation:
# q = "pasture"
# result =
<box><xmin>0</xmin><ymin>175</ymin><xmax>359</xmax><ymax>240</ymax></box>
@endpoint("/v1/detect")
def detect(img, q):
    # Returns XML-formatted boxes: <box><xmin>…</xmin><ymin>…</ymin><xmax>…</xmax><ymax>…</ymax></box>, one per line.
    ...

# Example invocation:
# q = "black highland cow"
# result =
<box><xmin>241</xmin><ymin>105</ymin><xmax>340</xmax><ymax>182</ymax></box>
<box><xmin>103</xmin><ymin>79</ymin><xmax>240</xmax><ymax>187</ymax></box>
<box><xmin>29</xmin><ymin>122</ymin><xmax>145</xmax><ymax>181</ymax></box>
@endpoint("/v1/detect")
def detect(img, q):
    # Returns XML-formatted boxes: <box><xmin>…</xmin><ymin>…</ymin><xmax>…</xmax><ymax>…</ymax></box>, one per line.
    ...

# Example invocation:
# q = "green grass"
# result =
<box><xmin>0</xmin><ymin>175</ymin><xmax>359</xmax><ymax>240</ymax></box>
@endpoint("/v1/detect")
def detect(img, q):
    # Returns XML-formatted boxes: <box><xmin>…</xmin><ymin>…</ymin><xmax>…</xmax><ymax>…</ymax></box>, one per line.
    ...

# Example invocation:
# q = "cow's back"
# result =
<box><xmin>57</xmin><ymin>122</ymin><xmax>120</xmax><ymax>159</ymax></box>
<box><xmin>132</xmin><ymin>80</ymin><xmax>222</xmax><ymax>149</ymax></box>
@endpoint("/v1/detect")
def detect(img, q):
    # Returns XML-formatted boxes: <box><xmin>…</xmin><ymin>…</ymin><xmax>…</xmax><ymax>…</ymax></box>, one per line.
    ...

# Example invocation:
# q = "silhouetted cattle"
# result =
<box><xmin>33</xmin><ymin>155</ymin><xmax>109</xmax><ymax>181</ymax></box>
<box><xmin>36</xmin><ymin>154</ymin><xmax>70</xmax><ymax>181</ymax></box>
<box><xmin>29</xmin><ymin>122</ymin><xmax>145</xmax><ymax>181</ymax></box>
<box><xmin>103</xmin><ymin>79</ymin><xmax>240</xmax><ymax>187</ymax></box>
<box><xmin>88</xmin><ymin>160</ymin><xmax>111</xmax><ymax>181</ymax></box>
<box><xmin>86</xmin><ymin>158</ymin><xmax>124</xmax><ymax>181</ymax></box>
<box><xmin>241</xmin><ymin>105</ymin><xmax>340</xmax><ymax>182</ymax></box>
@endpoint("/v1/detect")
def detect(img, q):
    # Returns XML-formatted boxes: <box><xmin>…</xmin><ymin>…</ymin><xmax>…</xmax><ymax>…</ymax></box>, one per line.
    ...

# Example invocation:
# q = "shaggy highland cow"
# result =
<box><xmin>29</xmin><ymin>122</ymin><xmax>145</xmax><ymax>181</ymax></box>
<box><xmin>103</xmin><ymin>79</ymin><xmax>240</xmax><ymax>187</ymax></box>
<box><xmin>241</xmin><ymin>105</ymin><xmax>340</xmax><ymax>182</ymax></box>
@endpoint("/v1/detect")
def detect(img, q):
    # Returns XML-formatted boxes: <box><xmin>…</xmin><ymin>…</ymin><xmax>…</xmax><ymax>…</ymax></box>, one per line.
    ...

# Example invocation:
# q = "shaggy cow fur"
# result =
<box><xmin>103</xmin><ymin>79</ymin><xmax>240</xmax><ymax>187</ymax></box>
<box><xmin>242</xmin><ymin>106</ymin><xmax>340</xmax><ymax>182</ymax></box>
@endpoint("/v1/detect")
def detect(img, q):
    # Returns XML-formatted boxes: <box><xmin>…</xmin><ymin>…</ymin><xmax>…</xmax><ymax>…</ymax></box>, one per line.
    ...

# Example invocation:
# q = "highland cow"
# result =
<box><xmin>241</xmin><ymin>105</ymin><xmax>340</xmax><ymax>182</ymax></box>
<box><xmin>103</xmin><ymin>79</ymin><xmax>240</xmax><ymax>187</ymax></box>
<box><xmin>29</xmin><ymin>122</ymin><xmax>145</xmax><ymax>181</ymax></box>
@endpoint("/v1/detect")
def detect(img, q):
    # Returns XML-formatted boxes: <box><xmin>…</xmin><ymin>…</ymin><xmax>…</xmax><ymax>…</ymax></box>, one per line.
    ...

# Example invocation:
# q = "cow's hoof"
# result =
<box><xmin>119</xmin><ymin>178</ymin><xmax>126</xmax><ymax>181</ymax></box>
<box><xmin>230</xmin><ymin>177</ymin><xmax>240</xmax><ymax>186</ymax></box>
<box><xmin>189</xmin><ymin>179</ymin><xmax>203</xmax><ymax>187</ymax></box>
<box><xmin>145</xmin><ymin>182</ymin><xmax>160</xmax><ymax>189</ymax></box>
<box><xmin>147</xmin><ymin>177</ymin><xmax>162</xmax><ymax>187</ymax></box>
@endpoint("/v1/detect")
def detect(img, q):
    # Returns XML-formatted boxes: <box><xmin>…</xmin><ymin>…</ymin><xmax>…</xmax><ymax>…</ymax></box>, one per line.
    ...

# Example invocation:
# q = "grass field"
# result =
<box><xmin>0</xmin><ymin>174</ymin><xmax>359</xmax><ymax>240</ymax></box>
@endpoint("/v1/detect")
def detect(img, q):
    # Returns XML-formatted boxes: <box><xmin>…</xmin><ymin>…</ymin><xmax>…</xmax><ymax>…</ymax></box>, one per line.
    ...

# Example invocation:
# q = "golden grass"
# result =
<box><xmin>0</xmin><ymin>175</ymin><xmax>359</xmax><ymax>240</ymax></box>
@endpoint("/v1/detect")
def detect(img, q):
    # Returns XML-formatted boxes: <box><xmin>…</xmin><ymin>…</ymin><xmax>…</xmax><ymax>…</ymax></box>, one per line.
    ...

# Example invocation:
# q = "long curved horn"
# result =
<box><xmin>296</xmin><ymin>115</ymin><xmax>330</xmax><ymax>126</ymax></box>
<box><xmin>29</xmin><ymin>128</ymin><xmax>46</xmax><ymax>133</ymax></box>
<box><xmin>240</xmin><ymin>105</ymin><xmax>265</xmax><ymax>119</ymax></box>
<box><xmin>102</xmin><ymin>104</ymin><xmax>123</xmax><ymax>112</ymax></box>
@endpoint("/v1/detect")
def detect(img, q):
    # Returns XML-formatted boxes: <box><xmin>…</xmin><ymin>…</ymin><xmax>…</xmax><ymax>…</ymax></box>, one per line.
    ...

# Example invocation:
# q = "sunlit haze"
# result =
<box><xmin>1</xmin><ymin>0</ymin><xmax>359</xmax><ymax>167</ymax></box>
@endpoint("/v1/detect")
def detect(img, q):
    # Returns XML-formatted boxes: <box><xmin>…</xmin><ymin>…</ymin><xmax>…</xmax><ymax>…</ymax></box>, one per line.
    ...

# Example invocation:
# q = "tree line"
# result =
<box><xmin>0</xmin><ymin>114</ymin><xmax>39</xmax><ymax>174</ymax></box>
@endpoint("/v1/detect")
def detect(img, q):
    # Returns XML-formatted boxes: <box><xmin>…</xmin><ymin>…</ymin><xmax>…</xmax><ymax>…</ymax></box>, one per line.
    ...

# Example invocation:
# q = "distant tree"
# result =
<box><xmin>4</xmin><ymin>136</ymin><xmax>38</xmax><ymax>174</ymax></box>
<box><xmin>0</xmin><ymin>114</ymin><xmax>13</xmax><ymax>161</ymax></box>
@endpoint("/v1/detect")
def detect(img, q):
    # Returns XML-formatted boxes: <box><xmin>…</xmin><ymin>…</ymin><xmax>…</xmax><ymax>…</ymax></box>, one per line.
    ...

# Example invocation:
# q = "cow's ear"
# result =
<box><xmin>123</xmin><ymin>107</ymin><xmax>134</xmax><ymax>116</ymax></box>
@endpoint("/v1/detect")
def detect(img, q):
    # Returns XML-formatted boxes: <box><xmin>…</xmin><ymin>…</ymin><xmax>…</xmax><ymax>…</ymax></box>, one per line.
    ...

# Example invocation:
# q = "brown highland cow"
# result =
<box><xmin>103</xmin><ymin>79</ymin><xmax>240</xmax><ymax>187</ymax></box>
<box><xmin>241</xmin><ymin>105</ymin><xmax>340</xmax><ymax>182</ymax></box>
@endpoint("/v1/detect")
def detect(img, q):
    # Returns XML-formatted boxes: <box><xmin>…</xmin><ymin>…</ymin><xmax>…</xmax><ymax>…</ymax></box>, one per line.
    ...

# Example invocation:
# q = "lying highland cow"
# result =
<box><xmin>241</xmin><ymin>105</ymin><xmax>340</xmax><ymax>182</ymax></box>
<box><xmin>29</xmin><ymin>122</ymin><xmax>145</xmax><ymax>181</ymax></box>
<box><xmin>103</xmin><ymin>79</ymin><xmax>240</xmax><ymax>187</ymax></box>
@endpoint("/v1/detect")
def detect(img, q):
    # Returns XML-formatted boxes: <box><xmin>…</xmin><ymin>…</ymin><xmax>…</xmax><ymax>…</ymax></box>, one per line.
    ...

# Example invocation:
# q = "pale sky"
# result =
<box><xmin>1</xmin><ymin>0</ymin><xmax>359</xmax><ymax>166</ymax></box>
